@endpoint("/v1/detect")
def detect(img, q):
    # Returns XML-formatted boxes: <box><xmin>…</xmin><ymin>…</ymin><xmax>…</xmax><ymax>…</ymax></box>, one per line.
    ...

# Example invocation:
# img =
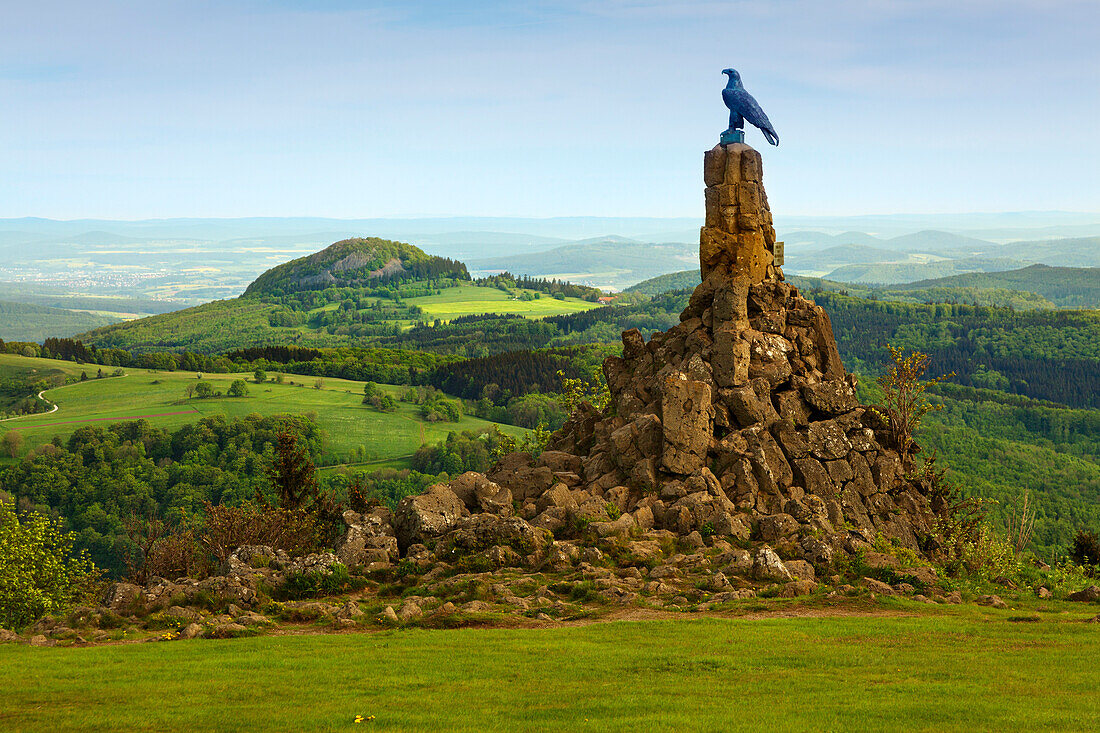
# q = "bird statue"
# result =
<box><xmin>721</xmin><ymin>68</ymin><xmax>779</xmax><ymax>146</ymax></box>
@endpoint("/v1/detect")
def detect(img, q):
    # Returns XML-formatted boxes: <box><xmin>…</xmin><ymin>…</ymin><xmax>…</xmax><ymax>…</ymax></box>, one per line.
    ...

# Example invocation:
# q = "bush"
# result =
<box><xmin>1071</xmin><ymin>530</ymin><xmax>1100</xmax><ymax>574</ymax></box>
<box><xmin>228</xmin><ymin>379</ymin><xmax>249</xmax><ymax>397</ymax></box>
<box><xmin>199</xmin><ymin>502</ymin><xmax>320</xmax><ymax>565</ymax></box>
<box><xmin>0</xmin><ymin>500</ymin><xmax>100</xmax><ymax>629</ymax></box>
<box><xmin>276</xmin><ymin>564</ymin><xmax>362</xmax><ymax>601</ymax></box>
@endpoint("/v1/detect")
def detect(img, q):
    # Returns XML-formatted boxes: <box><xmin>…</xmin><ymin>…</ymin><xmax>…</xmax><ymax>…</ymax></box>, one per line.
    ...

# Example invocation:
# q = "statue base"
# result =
<box><xmin>720</xmin><ymin>128</ymin><xmax>745</xmax><ymax>145</ymax></box>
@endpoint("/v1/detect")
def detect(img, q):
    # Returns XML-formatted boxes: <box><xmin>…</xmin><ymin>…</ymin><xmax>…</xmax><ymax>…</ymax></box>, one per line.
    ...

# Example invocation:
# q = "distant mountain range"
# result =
<box><xmin>468</xmin><ymin>238</ymin><xmax>697</xmax><ymax>291</ymax></box>
<box><xmin>626</xmin><ymin>263</ymin><xmax>1100</xmax><ymax>310</ymax></box>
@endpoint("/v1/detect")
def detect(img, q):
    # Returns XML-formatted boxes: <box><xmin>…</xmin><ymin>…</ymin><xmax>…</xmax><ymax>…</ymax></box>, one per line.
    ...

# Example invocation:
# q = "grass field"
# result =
<box><xmin>405</xmin><ymin>284</ymin><xmax>600</xmax><ymax>321</ymax></box>
<box><xmin>1</xmin><ymin>608</ymin><xmax>1098</xmax><ymax>731</ymax></box>
<box><xmin>0</xmin><ymin>354</ymin><xmax>525</xmax><ymax>466</ymax></box>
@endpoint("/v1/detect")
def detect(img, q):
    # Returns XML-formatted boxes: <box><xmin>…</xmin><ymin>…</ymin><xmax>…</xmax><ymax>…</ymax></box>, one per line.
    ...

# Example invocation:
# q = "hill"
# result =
<box><xmin>893</xmin><ymin>264</ymin><xmax>1100</xmax><ymax>308</ymax></box>
<box><xmin>244</xmin><ymin>237</ymin><xmax>468</xmax><ymax>295</ymax></box>
<box><xmin>987</xmin><ymin>236</ymin><xmax>1100</xmax><ymax>268</ymax></box>
<box><xmin>0</xmin><ymin>353</ymin><xmax>524</xmax><ymax>468</ymax></box>
<box><xmin>824</xmin><ymin>257</ymin><xmax>1029</xmax><ymax>285</ymax></box>
<box><xmin>624</xmin><ymin>269</ymin><xmax>701</xmax><ymax>295</ymax></box>
<box><xmin>79</xmin><ymin>238</ymin><xmax>601</xmax><ymax>354</ymax></box>
<box><xmin>0</xmin><ymin>300</ymin><xmax>120</xmax><ymax>342</ymax></box>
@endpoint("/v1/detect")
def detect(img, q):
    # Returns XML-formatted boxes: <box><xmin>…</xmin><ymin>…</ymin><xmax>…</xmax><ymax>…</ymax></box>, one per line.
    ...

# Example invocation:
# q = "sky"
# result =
<box><xmin>1</xmin><ymin>0</ymin><xmax>1097</xmax><ymax>219</ymax></box>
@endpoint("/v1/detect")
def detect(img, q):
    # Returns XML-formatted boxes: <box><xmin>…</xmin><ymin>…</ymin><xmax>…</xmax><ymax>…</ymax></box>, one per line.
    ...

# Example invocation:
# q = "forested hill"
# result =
<box><xmin>892</xmin><ymin>264</ymin><xmax>1100</xmax><ymax>308</ymax></box>
<box><xmin>244</xmin><ymin>237</ymin><xmax>467</xmax><ymax>295</ymax></box>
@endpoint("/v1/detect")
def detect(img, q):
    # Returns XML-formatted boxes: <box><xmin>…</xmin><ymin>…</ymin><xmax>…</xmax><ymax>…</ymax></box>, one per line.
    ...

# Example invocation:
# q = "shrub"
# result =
<box><xmin>873</xmin><ymin>346</ymin><xmax>952</xmax><ymax>465</ymax></box>
<box><xmin>199</xmin><ymin>502</ymin><xmax>320</xmax><ymax>565</ymax></box>
<box><xmin>1071</xmin><ymin>530</ymin><xmax>1100</xmax><ymax>574</ymax></box>
<box><xmin>253</xmin><ymin>369</ymin><xmax>267</xmax><ymax>384</ymax></box>
<box><xmin>227</xmin><ymin>379</ymin><xmax>249</xmax><ymax>397</ymax></box>
<box><xmin>276</xmin><ymin>564</ymin><xmax>361</xmax><ymax>601</ymax></box>
<box><xmin>0</xmin><ymin>500</ymin><xmax>100</xmax><ymax>629</ymax></box>
<box><xmin>267</xmin><ymin>430</ymin><xmax>320</xmax><ymax>510</ymax></box>
<box><xmin>1</xmin><ymin>431</ymin><xmax>23</xmax><ymax>458</ymax></box>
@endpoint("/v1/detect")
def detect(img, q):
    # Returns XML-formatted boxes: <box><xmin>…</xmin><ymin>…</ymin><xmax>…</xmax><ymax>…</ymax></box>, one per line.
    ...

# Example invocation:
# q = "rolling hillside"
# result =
<box><xmin>893</xmin><ymin>264</ymin><xmax>1100</xmax><ymax>308</ymax></box>
<box><xmin>0</xmin><ymin>300</ymin><xmax>120</xmax><ymax>342</ymax></box>
<box><xmin>823</xmin><ymin>257</ymin><xmax>1029</xmax><ymax>285</ymax></box>
<box><xmin>78</xmin><ymin>238</ymin><xmax>600</xmax><ymax>354</ymax></box>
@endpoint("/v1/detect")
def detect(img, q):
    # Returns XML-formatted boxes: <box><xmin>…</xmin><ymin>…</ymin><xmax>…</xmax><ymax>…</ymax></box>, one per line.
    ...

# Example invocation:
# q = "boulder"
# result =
<box><xmin>449</xmin><ymin>472</ymin><xmax>514</xmax><ymax>516</ymax></box>
<box><xmin>802</xmin><ymin>380</ymin><xmax>857</xmax><ymax>415</ymax></box>
<box><xmin>487</xmin><ymin>453</ymin><xmax>555</xmax><ymax>502</ymax></box>
<box><xmin>778</xmin><ymin>580</ymin><xmax>818</xmax><ymax>598</ymax></box>
<box><xmin>757</xmin><ymin>513</ymin><xmax>799</xmax><ymax>542</ymax></box>
<box><xmin>335</xmin><ymin>510</ymin><xmax>399</xmax><ymax>568</ymax></box>
<box><xmin>179</xmin><ymin>623</ymin><xmax>203</xmax><ymax>640</ymax></box>
<box><xmin>102</xmin><ymin>582</ymin><xmax>143</xmax><ymax>612</ymax></box>
<box><xmin>751</xmin><ymin>545</ymin><xmax>793</xmax><ymax>581</ymax></box>
<box><xmin>784</xmin><ymin>559</ymin><xmax>816</xmax><ymax>582</ymax></box>
<box><xmin>394</xmin><ymin>483</ymin><xmax>470</xmax><ymax>549</ymax></box>
<box><xmin>437</xmin><ymin>515</ymin><xmax>548</xmax><ymax>560</ymax></box>
<box><xmin>1068</xmin><ymin>585</ymin><xmax>1100</xmax><ymax>603</ymax></box>
<box><xmin>660</xmin><ymin>373</ymin><xmax>714</xmax><ymax>474</ymax></box>
<box><xmin>862</xmin><ymin>577</ymin><xmax>894</xmax><ymax>595</ymax></box>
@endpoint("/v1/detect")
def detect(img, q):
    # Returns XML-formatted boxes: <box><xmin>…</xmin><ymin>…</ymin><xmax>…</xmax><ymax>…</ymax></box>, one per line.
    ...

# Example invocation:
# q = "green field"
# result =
<box><xmin>406</xmin><ymin>284</ymin><xmax>600</xmax><ymax>321</ymax></box>
<box><xmin>0</xmin><ymin>354</ymin><xmax>525</xmax><ymax>466</ymax></box>
<box><xmin>2</xmin><ymin>609</ymin><xmax>1098</xmax><ymax>731</ymax></box>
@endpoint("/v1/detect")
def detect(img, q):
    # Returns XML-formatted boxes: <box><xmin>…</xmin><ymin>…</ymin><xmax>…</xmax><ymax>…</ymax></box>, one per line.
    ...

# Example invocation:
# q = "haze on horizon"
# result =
<box><xmin>2</xmin><ymin>0</ymin><xmax>1097</xmax><ymax>220</ymax></box>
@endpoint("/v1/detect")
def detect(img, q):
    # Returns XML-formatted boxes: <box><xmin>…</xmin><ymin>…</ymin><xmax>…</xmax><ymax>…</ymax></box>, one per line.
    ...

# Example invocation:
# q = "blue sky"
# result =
<box><xmin>2</xmin><ymin>0</ymin><xmax>1097</xmax><ymax>219</ymax></box>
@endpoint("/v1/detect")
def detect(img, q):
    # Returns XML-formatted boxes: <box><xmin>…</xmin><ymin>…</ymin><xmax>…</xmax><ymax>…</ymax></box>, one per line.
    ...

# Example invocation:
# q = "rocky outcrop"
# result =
<box><xmin>330</xmin><ymin>142</ymin><xmax>937</xmax><ymax>582</ymax></box>
<box><xmin>699</xmin><ymin>143</ymin><xmax>779</xmax><ymax>282</ymax></box>
<box><xmin>332</xmin><ymin>142</ymin><xmax>935</xmax><ymax>584</ymax></box>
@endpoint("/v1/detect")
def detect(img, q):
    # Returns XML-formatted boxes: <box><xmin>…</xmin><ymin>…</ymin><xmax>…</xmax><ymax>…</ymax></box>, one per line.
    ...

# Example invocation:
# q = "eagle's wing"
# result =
<box><xmin>730</xmin><ymin>89</ymin><xmax>779</xmax><ymax>146</ymax></box>
<box><xmin>721</xmin><ymin>87</ymin><xmax>738</xmax><ymax>111</ymax></box>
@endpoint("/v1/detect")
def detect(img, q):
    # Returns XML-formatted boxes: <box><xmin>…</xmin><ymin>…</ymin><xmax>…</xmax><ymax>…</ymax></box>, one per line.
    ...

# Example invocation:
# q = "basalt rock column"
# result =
<box><xmin>700</xmin><ymin>143</ymin><xmax>779</xmax><ymax>282</ymax></box>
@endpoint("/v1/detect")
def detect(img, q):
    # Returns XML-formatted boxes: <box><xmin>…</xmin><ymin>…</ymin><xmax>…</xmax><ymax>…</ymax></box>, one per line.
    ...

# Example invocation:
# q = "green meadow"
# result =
<box><xmin>2</xmin><ymin>609</ymin><xmax>1098</xmax><ymax>732</ymax></box>
<box><xmin>405</xmin><ymin>284</ymin><xmax>600</xmax><ymax>321</ymax></box>
<box><xmin>0</xmin><ymin>354</ymin><xmax>525</xmax><ymax>467</ymax></box>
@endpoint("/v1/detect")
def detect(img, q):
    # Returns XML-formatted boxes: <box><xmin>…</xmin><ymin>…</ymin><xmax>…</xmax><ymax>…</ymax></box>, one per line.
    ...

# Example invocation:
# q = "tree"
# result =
<box><xmin>1</xmin><ymin>431</ymin><xmax>23</xmax><ymax>458</ymax></box>
<box><xmin>873</xmin><ymin>346</ymin><xmax>953</xmax><ymax>466</ymax></box>
<box><xmin>266</xmin><ymin>431</ymin><xmax>319</xmax><ymax>510</ymax></box>
<box><xmin>313</xmin><ymin>378</ymin><xmax>325</xmax><ymax>390</ymax></box>
<box><xmin>228</xmin><ymin>379</ymin><xmax>249</xmax><ymax>397</ymax></box>
<box><xmin>79</xmin><ymin>371</ymin><xmax>88</xmax><ymax>382</ymax></box>
<box><xmin>183</xmin><ymin>383</ymin><xmax>196</xmax><ymax>399</ymax></box>
<box><xmin>363</xmin><ymin>381</ymin><xmax>381</xmax><ymax>403</ymax></box>
<box><xmin>253</xmin><ymin>369</ymin><xmax>267</xmax><ymax>384</ymax></box>
<box><xmin>0</xmin><ymin>499</ymin><xmax>100</xmax><ymax>629</ymax></box>
<box><xmin>194</xmin><ymin>381</ymin><xmax>214</xmax><ymax>398</ymax></box>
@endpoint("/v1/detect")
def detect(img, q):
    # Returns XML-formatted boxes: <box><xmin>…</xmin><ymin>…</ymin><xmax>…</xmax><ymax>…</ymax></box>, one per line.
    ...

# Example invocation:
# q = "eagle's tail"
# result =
<box><xmin>762</xmin><ymin>127</ymin><xmax>779</xmax><ymax>147</ymax></box>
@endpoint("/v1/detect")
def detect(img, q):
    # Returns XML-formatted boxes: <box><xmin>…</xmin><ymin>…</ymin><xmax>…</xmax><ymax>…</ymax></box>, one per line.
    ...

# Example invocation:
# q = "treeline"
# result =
<box><xmin>428</xmin><ymin>350</ymin><xmax>576</xmax><ymax>400</ymax></box>
<box><xmin>2</xmin><ymin>414</ymin><xmax>321</xmax><ymax>575</ymax></box>
<box><xmin>224</xmin><ymin>345</ymin><xmax>324</xmax><ymax>363</ymax></box>
<box><xmin>475</xmin><ymin>272</ymin><xmax>605</xmax><ymax>301</ymax></box>
<box><xmin>818</xmin><ymin>293</ymin><xmax>1100</xmax><ymax>407</ymax></box>
<box><xmin>23</xmin><ymin>338</ymin><xmax>455</xmax><ymax>386</ymax></box>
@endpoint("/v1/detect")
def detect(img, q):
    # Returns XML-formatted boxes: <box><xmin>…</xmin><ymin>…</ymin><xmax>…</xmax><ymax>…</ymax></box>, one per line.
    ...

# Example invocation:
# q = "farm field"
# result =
<box><xmin>0</xmin><ymin>354</ymin><xmax>526</xmax><ymax>466</ymax></box>
<box><xmin>2</xmin><ymin>608</ymin><xmax>1098</xmax><ymax>731</ymax></box>
<box><xmin>405</xmin><ymin>284</ymin><xmax>601</xmax><ymax>321</ymax></box>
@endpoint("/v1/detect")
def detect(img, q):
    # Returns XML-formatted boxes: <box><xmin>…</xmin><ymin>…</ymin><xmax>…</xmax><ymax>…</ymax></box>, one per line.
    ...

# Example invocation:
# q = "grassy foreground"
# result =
<box><xmin>2</xmin><ymin>610</ymin><xmax>1098</xmax><ymax>732</ymax></box>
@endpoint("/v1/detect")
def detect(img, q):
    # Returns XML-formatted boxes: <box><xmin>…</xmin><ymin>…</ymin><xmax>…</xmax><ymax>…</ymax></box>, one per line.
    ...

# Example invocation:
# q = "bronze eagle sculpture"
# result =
<box><xmin>722</xmin><ymin>68</ymin><xmax>779</xmax><ymax>146</ymax></box>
